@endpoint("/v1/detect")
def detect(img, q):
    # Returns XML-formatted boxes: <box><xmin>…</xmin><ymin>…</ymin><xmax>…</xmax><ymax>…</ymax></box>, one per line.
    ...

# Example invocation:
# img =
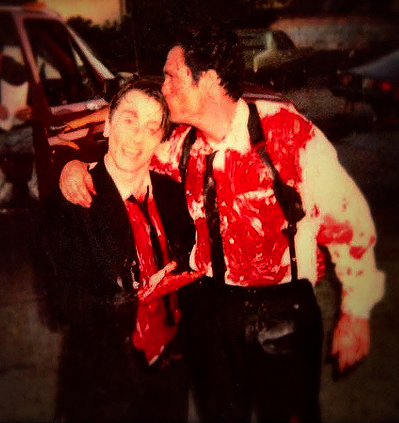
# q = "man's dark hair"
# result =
<box><xmin>174</xmin><ymin>24</ymin><xmax>245</xmax><ymax>101</ymax></box>
<box><xmin>108</xmin><ymin>78</ymin><xmax>171</xmax><ymax>142</ymax></box>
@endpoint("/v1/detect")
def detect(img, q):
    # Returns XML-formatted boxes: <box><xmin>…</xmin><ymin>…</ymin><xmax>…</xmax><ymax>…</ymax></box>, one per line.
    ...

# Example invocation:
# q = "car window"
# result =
<box><xmin>0</xmin><ymin>12</ymin><xmax>30</xmax><ymax>132</ymax></box>
<box><xmin>240</xmin><ymin>34</ymin><xmax>265</xmax><ymax>50</ymax></box>
<box><xmin>273</xmin><ymin>31</ymin><xmax>296</xmax><ymax>51</ymax></box>
<box><xmin>23</xmin><ymin>18</ymin><xmax>103</xmax><ymax>107</ymax></box>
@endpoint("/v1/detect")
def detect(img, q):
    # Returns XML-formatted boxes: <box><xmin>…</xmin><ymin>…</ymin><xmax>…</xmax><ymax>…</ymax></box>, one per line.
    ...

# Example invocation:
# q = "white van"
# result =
<box><xmin>0</xmin><ymin>3</ymin><xmax>117</xmax><ymax>205</ymax></box>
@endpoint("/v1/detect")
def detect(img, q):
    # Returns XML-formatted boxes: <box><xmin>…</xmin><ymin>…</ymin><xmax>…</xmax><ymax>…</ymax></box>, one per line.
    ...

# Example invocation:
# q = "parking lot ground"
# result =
<box><xmin>0</xmin><ymin>210</ymin><xmax>62</xmax><ymax>422</ymax></box>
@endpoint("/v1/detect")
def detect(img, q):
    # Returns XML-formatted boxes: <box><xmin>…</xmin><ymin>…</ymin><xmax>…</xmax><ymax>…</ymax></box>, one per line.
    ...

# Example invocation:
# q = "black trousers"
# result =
<box><xmin>55</xmin><ymin>323</ymin><xmax>189</xmax><ymax>423</ymax></box>
<box><xmin>182</xmin><ymin>278</ymin><xmax>323</xmax><ymax>423</ymax></box>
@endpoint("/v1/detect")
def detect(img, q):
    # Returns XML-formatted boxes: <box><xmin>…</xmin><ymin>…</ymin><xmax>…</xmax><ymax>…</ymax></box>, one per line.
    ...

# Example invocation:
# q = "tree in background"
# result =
<box><xmin>67</xmin><ymin>0</ymin><xmax>278</xmax><ymax>75</ymax></box>
<box><xmin>67</xmin><ymin>0</ymin><xmax>397</xmax><ymax>76</ymax></box>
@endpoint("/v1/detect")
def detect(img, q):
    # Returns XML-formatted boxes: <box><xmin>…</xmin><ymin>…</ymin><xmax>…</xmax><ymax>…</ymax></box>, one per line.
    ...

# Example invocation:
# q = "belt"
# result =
<box><xmin>220</xmin><ymin>279</ymin><xmax>313</xmax><ymax>302</ymax></box>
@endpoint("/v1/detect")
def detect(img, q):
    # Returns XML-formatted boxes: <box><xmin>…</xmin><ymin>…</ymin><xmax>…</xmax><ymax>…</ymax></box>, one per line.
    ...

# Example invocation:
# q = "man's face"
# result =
<box><xmin>104</xmin><ymin>89</ymin><xmax>163</xmax><ymax>175</ymax></box>
<box><xmin>162</xmin><ymin>45</ymin><xmax>203</xmax><ymax>124</ymax></box>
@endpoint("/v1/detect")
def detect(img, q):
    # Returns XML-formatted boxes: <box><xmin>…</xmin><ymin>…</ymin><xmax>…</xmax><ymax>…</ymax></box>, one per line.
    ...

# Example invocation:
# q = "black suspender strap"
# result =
<box><xmin>178</xmin><ymin>127</ymin><xmax>197</xmax><ymax>186</ymax></box>
<box><xmin>203</xmin><ymin>151</ymin><xmax>226</xmax><ymax>285</ymax></box>
<box><xmin>247</xmin><ymin>102</ymin><xmax>305</xmax><ymax>282</ymax></box>
<box><xmin>247</xmin><ymin>103</ymin><xmax>305</xmax><ymax>224</ymax></box>
<box><xmin>178</xmin><ymin>127</ymin><xmax>226</xmax><ymax>284</ymax></box>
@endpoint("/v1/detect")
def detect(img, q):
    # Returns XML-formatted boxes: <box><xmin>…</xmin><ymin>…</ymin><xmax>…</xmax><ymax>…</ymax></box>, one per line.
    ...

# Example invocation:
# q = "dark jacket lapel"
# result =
<box><xmin>89</xmin><ymin>160</ymin><xmax>139</xmax><ymax>287</ymax></box>
<box><xmin>151</xmin><ymin>171</ymin><xmax>195</xmax><ymax>272</ymax></box>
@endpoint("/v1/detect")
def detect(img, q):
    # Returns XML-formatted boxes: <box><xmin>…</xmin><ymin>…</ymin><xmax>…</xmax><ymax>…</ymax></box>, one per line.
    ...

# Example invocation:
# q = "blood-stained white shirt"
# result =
<box><xmin>152</xmin><ymin>98</ymin><xmax>385</xmax><ymax>318</ymax></box>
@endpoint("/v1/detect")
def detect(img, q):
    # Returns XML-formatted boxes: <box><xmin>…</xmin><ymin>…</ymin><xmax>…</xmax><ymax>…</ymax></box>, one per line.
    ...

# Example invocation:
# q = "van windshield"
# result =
<box><xmin>24</xmin><ymin>18</ymin><xmax>107</xmax><ymax>106</ymax></box>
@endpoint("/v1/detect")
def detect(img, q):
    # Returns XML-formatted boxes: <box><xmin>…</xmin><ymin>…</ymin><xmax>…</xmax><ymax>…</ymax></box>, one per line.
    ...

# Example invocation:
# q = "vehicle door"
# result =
<box><xmin>0</xmin><ymin>10</ymin><xmax>36</xmax><ymax>201</ymax></box>
<box><xmin>16</xmin><ymin>10</ymin><xmax>113</xmax><ymax>198</ymax></box>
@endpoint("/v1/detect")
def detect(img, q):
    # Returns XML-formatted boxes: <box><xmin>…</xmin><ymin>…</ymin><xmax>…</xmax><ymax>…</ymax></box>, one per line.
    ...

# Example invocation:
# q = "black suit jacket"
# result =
<box><xmin>43</xmin><ymin>159</ymin><xmax>195</xmax><ymax>332</ymax></box>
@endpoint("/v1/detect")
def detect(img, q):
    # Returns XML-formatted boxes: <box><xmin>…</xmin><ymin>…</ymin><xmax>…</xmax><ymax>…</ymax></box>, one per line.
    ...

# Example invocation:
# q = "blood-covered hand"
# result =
<box><xmin>332</xmin><ymin>312</ymin><xmax>370</xmax><ymax>373</ymax></box>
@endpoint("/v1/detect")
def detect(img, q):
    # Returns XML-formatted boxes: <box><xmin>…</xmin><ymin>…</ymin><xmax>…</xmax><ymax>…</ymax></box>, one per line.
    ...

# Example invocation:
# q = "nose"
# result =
<box><xmin>130</xmin><ymin>123</ymin><xmax>145</xmax><ymax>143</ymax></box>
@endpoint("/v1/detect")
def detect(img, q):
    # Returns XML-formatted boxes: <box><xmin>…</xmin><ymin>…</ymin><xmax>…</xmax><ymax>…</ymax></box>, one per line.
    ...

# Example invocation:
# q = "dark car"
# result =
<box><xmin>237</xmin><ymin>29</ymin><xmax>313</xmax><ymax>91</ymax></box>
<box><xmin>330</xmin><ymin>48</ymin><xmax>399</xmax><ymax>120</ymax></box>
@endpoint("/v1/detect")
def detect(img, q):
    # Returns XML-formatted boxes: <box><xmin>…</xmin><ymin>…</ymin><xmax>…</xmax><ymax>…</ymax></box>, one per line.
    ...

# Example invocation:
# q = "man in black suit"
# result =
<box><xmin>44</xmin><ymin>79</ymin><xmax>198</xmax><ymax>422</ymax></box>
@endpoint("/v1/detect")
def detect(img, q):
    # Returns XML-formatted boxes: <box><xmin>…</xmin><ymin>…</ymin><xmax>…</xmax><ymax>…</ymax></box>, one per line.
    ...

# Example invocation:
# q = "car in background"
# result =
<box><xmin>237</xmin><ymin>29</ymin><xmax>313</xmax><ymax>91</ymax></box>
<box><xmin>0</xmin><ymin>3</ymin><xmax>119</xmax><ymax>204</ymax></box>
<box><xmin>330</xmin><ymin>48</ymin><xmax>399</xmax><ymax>120</ymax></box>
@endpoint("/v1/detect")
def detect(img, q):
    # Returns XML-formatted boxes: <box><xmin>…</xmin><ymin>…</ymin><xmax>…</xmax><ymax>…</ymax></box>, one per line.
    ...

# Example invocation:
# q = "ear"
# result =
<box><xmin>200</xmin><ymin>69</ymin><xmax>221</xmax><ymax>95</ymax></box>
<box><xmin>103</xmin><ymin>117</ymin><xmax>110</xmax><ymax>138</ymax></box>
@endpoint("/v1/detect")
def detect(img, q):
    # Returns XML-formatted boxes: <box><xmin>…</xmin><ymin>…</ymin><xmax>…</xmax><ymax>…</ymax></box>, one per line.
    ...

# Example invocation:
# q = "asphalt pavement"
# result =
<box><xmin>290</xmin><ymin>79</ymin><xmax>399</xmax><ymax>422</ymax></box>
<box><xmin>0</xmin><ymin>78</ymin><xmax>398</xmax><ymax>422</ymax></box>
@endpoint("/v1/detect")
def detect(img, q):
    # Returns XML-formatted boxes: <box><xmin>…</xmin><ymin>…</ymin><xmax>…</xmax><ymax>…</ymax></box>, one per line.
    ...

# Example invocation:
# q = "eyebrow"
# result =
<box><xmin>121</xmin><ymin>110</ymin><xmax>138</xmax><ymax>116</ymax></box>
<box><xmin>121</xmin><ymin>110</ymin><xmax>161</xmax><ymax>126</ymax></box>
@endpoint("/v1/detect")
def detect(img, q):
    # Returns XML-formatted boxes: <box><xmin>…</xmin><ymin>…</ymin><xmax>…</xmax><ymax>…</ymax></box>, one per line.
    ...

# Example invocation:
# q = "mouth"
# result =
<box><xmin>123</xmin><ymin>148</ymin><xmax>141</xmax><ymax>159</ymax></box>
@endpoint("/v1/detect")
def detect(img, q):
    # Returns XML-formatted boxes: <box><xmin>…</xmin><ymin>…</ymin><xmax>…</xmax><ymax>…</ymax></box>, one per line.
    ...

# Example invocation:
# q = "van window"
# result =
<box><xmin>24</xmin><ymin>18</ymin><xmax>103</xmax><ymax>107</ymax></box>
<box><xmin>0</xmin><ymin>12</ymin><xmax>31</xmax><ymax>132</ymax></box>
<box><xmin>273</xmin><ymin>31</ymin><xmax>296</xmax><ymax>51</ymax></box>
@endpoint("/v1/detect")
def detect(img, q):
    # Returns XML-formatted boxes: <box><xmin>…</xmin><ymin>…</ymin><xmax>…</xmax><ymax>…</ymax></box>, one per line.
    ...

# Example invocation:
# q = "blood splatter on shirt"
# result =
<box><xmin>152</xmin><ymin>99</ymin><xmax>385</xmax><ymax>318</ymax></box>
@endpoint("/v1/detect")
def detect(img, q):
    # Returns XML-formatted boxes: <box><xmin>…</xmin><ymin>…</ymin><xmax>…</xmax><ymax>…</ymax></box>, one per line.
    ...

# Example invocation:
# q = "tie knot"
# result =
<box><xmin>127</xmin><ymin>186</ymin><xmax>150</xmax><ymax>212</ymax></box>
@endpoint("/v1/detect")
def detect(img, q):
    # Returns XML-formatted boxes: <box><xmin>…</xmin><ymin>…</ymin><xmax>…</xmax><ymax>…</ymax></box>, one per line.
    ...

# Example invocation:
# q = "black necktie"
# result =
<box><xmin>136</xmin><ymin>195</ymin><xmax>164</xmax><ymax>271</ymax></box>
<box><xmin>203</xmin><ymin>152</ymin><xmax>226</xmax><ymax>285</ymax></box>
<box><xmin>128</xmin><ymin>192</ymin><xmax>175</xmax><ymax>325</ymax></box>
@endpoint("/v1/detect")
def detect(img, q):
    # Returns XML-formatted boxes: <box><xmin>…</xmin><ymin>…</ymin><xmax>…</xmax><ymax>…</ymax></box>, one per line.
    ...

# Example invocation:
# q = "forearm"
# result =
<box><xmin>65</xmin><ymin>106</ymin><xmax>109</xmax><ymax>130</ymax></box>
<box><xmin>301</xmin><ymin>128</ymin><xmax>385</xmax><ymax>317</ymax></box>
<box><xmin>319</xmin><ymin>198</ymin><xmax>385</xmax><ymax>317</ymax></box>
<box><xmin>334</xmin><ymin>246</ymin><xmax>385</xmax><ymax>318</ymax></box>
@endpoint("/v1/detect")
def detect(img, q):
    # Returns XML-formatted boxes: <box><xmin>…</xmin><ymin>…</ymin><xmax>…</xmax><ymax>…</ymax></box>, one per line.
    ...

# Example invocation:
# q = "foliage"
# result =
<box><xmin>66</xmin><ymin>0</ymin><xmax>278</xmax><ymax>75</ymax></box>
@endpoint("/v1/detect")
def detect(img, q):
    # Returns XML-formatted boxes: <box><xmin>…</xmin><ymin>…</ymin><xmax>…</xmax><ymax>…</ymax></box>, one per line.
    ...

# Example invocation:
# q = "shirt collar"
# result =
<box><xmin>120</xmin><ymin>173</ymin><xmax>152</xmax><ymax>203</ymax></box>
<box><xmin>206</xmin><ymin>98</ymin><xmax>251</xmax><ymax>154</ymax></box>
<box><xmin>127</xmin><ymin>185</ymin><xmax>150</xmax><ymax>205</ymax></box>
